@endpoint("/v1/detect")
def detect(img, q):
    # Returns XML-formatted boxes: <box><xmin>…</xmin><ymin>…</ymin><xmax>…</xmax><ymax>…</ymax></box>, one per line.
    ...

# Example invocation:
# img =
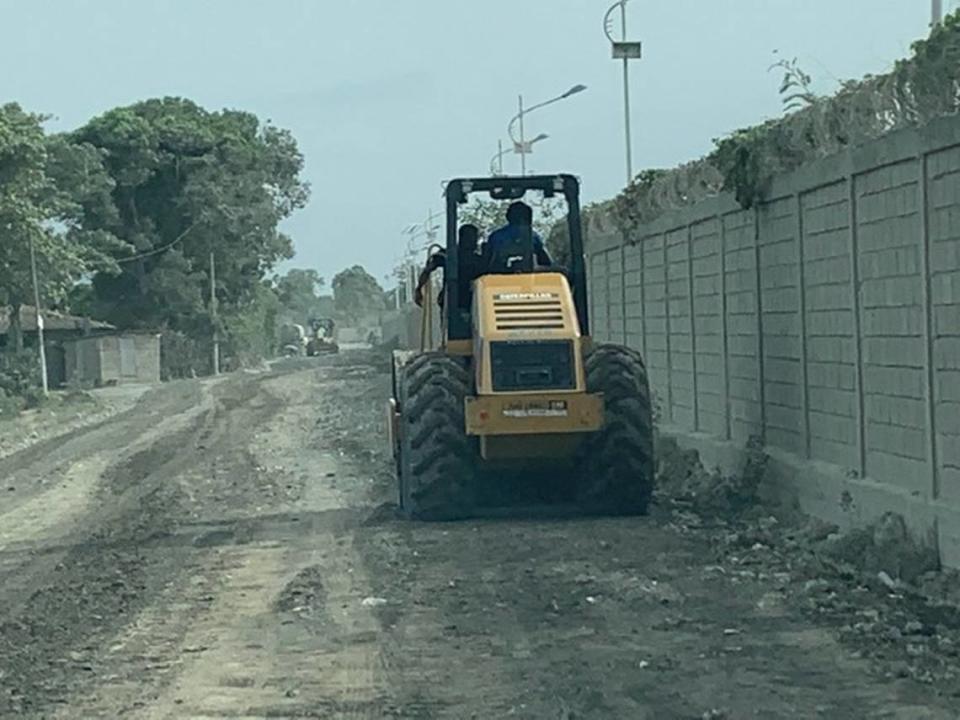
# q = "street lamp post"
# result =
<box><xmin>401</xmin><ymin>212</ymin><xmax>441</xmax><ymax>301</ymax></box>
<box><xmin>493</xmin><ymin>134</ymin><xmax>548</xmax><ymax>175</ymax></box>
<box><xmin>518</xmin><ymin>95</ymin><xmax>526</xmax><ymax>175</ymax></box>
<box><xmin>619</xmin><ymin>2</ymin><xmax>632</xmax><ymax>182</ymax></box>
<box><xmin>490</xmin><ymin>139</ymin><xmax>507</xmax><ymax>176</ymax></box>
<box><xmin>507</xmin><ymin>84</ymin><xmax>587</xmax><ymax>175</ymax></box>
<box><xmin>605</xmin><ymin>0</ymin><xmax>643</xmax><ymax>184</ymax></box>
<box><xmin>490</xmin><ymin>138</ymin><xmax>530</xmax><ymax>176</ymax></box>
<box><xmin>933</xmin><ymin>0</ymin><xmax>943</xmax><ymax>25</ymax></box>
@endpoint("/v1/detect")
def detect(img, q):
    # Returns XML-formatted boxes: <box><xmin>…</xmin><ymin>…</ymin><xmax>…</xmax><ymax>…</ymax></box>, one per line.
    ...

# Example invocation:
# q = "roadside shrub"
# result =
<box><xmin>0</xmin><ymin>388</ymin><xmax>23</xmax><ymax>418</ymax></box>
<box><xmin>159</xmin><ymin>329</ymin><xmax>210</xmax><ymax>380</ymax></box>
<box><xmin>20</xmin><ymin>386</ymin><xmax>48</xmax><ymax>410</ymax></box>
<box><xmin>604</xmin><ymin>11</ymin><xmax>960</xmax><ymax>234</ymax></box>
<box><xmin>0</xmin><ymin>350</ymin><xmax>40</xmax><ymax>398</ymax></box>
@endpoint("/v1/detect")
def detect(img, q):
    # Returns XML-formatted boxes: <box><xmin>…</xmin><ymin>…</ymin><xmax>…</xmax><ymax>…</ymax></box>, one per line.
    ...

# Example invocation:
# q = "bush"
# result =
<box><xmin>0</xmin><ymin>350</ymin><xmax>42</xmax><ymax>416</ymax></box>
<box><xmin>0</xmin><ymin>388</ymin><xmax>23</xmax><ymax>418</ymax></box>
<box><xmin>0</xmin><ymin>350</ymin><xmax>40</xmax><ymax>398</ymax></box>
<box><xmin>606</xmin><ymin>11</ymin><xmax>960</xmax><ymax>233</ymax></box>
<box><xmin>159</xmin><ymin>329</ymin><xmax>210</xmax><ymax>380</ymax></box>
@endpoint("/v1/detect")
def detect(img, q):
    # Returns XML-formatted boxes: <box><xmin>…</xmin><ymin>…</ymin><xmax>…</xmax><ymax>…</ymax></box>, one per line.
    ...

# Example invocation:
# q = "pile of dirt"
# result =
<box><xmin>810</xmin><ymin>512</ymin><xmax>941</xmax><ymax>584</ymax></box>
<box><xmin>274</xmin><ymin>566</ymin><xmax>328</xmax><ymax>620</ymax></box>
<box><xmin>656</xmin><ymin>434</ymin><xmax>768</xmax><ymax>518</ymax></box>
<box><xmin>788</xmin><ymin>519</ymin><xmax>960</xmax><ymax>691</ymax></box>
<box><xmin>656</xmin><ymin>435</ymin><xmax>960</xmax><ymax>695</ymax></box>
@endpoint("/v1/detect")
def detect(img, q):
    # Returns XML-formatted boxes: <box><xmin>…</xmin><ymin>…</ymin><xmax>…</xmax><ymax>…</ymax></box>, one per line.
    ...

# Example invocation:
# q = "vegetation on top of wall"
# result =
<box><xmin>605</xmin><ymin>12</ymin><xmax>960</xmax><ymax>236</ymax></box>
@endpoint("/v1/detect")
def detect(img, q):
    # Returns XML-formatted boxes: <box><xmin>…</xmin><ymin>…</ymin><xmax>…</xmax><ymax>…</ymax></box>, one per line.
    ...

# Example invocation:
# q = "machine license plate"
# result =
<box><xmin>503</xmin><ymin>400</ymin><xmax>569</xmax><ymax>418</ymax></box>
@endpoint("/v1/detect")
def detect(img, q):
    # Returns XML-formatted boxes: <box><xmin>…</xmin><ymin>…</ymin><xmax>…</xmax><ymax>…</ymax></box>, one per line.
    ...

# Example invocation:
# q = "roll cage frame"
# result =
<box><xmin>442</xmin><ymin>174</ymin><xmax>589</xmax><ymax>342</ymax></box>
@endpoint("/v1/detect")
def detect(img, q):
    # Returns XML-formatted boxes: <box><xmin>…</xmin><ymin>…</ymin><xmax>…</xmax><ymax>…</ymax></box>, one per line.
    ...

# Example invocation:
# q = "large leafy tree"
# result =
<box><xmin>0</xmin><ymin>103</ymin><xmax>122</xmax><ymax>351</ymax></box>
<box><xmin>458</xmin><ymin>196</ymin><xmax>565</xmax><ymax>245</ymax></box>
<box><xmin>332</xmin><ymin>265</ymin><xmax>385</xmax><ymax>322</ymax></box>
<box><xmin>275</xmin><ymin>268</ymin><xmax>325</xmax><ymax>325</ymax></box>
<box><xmin>72</xmin><ymin>98</ymin><xmax>309</xmax><ymax>340</ymax></box>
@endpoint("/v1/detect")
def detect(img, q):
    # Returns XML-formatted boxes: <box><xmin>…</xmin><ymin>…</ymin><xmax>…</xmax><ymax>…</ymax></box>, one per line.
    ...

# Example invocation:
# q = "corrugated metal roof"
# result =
<box><xmin>0</xmin><ymin>306</ymin><xmax>115</xmax><ymax>335</ymax></box>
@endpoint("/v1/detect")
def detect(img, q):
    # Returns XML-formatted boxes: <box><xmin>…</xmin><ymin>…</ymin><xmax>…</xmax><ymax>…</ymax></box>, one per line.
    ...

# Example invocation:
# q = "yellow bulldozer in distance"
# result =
<box><xmin>387</xmin><ymin>174</ymin><xmax>654</xmax><ymax>520</ymax></box>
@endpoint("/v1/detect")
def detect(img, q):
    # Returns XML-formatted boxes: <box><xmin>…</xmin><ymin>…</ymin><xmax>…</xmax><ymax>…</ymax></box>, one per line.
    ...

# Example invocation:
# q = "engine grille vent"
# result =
<box><xmin>493</xmin><ymin>293</ymin><xmax>566</xmax><ymax>331</ymax></box>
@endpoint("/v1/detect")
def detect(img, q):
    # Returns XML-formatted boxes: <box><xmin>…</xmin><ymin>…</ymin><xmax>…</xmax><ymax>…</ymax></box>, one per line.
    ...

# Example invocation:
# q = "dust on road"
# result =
<box><xmin>0</xmin><ymin>353</ymin><xmax>957</xmax><ymax>719</ymax></box>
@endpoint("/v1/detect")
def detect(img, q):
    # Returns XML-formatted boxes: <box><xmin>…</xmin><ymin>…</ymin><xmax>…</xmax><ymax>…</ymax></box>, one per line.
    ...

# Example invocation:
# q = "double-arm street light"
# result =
<box><xmin>490</xmin><ymin>135</ymin><xmax>547</xmax><ymax>176</ymax></box>
<box><xmin>507</xmin><ymin>84</ymin><xmax>587</xmax><ymax>175</ymax></box>
<box><xmin>403</xmin><ymin>210</ymin><xmax>441</xmax><ymax>253</ymax></box>
<box><xmin>397</xmin><ymin>211</ymin><xmax>441</xmax><ymax>302</ymax></box>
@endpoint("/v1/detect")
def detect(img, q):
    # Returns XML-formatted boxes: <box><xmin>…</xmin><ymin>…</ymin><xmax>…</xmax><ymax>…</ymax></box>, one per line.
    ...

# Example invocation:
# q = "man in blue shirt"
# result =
<box><xmin>484</xmin><ymin>201</ymin><xmax>553</xmax><ymax>272</ymax></box>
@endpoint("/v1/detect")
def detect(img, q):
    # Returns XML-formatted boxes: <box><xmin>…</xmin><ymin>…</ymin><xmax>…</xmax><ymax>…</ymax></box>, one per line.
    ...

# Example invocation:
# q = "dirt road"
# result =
<box><xmin>1</xmin><ymin>354</ymin><xmax>957</xmax><ymax>719</ymax></box>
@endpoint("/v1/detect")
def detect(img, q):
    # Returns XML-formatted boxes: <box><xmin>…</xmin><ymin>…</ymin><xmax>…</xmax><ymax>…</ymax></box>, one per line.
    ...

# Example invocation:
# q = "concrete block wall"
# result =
<box><xmin>642</xmin><ymin>234</ymin><xmax>669</xmax><ymax>415</ymax></box>
<box><xmin>723</xmin><ymin>210</ymin><xmax>763</xmax><ymax>443</ymax></box>
<box><xmin>585</xmin><ymin>117</ymin><xmax>960</xmax><ymax>567</ymax></box>
<box><xmin>800</xmin><ymin>180</ymin><xmax>858</xmax><ymax>469</ymax></box>
<box><xmin>691</xmin><ymin>217</ymin><xmax>724</xmax><ymax>437</ymax></box>
<box><xmin>929</xmin><ymin>145</ymin><xmax>960</xmax><ymax>505</ymax></box>
<box><xmin>857</xmin><ymin>159</ymin><xmax>928</xmax><ymax>493</ymax></box>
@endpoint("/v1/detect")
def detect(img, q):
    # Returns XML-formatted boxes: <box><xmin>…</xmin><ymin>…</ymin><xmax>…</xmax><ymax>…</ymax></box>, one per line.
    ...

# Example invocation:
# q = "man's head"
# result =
<box><xmin>506</xmin><ymin>201</ymin><xmax>533</xmax><ymax>227</ymax></box>
<box><xmin>459</xmin><ymin>223</ymin><xmax>479</xmax><ymax>253</ymax></box>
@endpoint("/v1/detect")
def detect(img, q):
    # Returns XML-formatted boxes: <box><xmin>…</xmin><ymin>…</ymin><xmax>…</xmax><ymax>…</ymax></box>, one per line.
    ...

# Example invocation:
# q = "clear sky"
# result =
<box><xmin>0</xmin><ymin>0</ymin><xmax>944</xmax><ymax>286</ymax></box>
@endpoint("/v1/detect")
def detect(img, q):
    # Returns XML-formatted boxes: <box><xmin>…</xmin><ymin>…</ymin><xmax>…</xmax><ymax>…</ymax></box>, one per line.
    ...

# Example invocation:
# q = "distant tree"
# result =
<box><xmin>275</xmin><ymin>268</ymin><xmax>324</xmax><ymax>324</ymax></box>
<box><xmin>545</xmin><ymin>220</ymin><xmax>571</xmax><ymax>268</ymax></box>
<box><xmin>458</xmin><ymin>196</ymin><xmax>565</xmax><ymax>248</ymax></box>
<box><xmin>220</xmin><ymin>279</ymin><xmax>282</xmax><ymax>367</ymax></box>
<box><xmin>70</xmin><ymin>98</ymin><xmax>309</xmax><ymax>343</ymax></box>
<box><xmin>0</xmin><ymin>103</ymin><xmax>124</xmax><ymax>352</ymax></box>
<box><xmin>316</xmin><ymin>295</ymin><xmax>335</xmax><ymax>316</ymax></box>
<box><xmin>332</xmin><ymin>265</ymin><xmax>385</xmax><ymax>322</ymax></box>
<box><xmin>456</xmin><ymin>198</ymin><xmax>506</xmax><ymax>238</ymax></box>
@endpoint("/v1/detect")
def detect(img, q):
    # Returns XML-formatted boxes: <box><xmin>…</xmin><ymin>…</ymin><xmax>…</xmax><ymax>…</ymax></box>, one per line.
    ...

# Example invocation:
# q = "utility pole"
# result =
<box><xmin>498</xmin><ymin>139</ymin><xmax>504</xmax><ymax>175</ymax></box>
<box><xmin>620</xmin><ymin>1</ymin><xmax>633</xmax><ymax>183</ymax></box>
<box><xmin>210</xmin><ymin>251</ymin><xmax>220</xmax><ymax>376</ymax></box>
<box><xmin>28</xmin><ymin>233</ymin><xmax>49</xmax><ymax>396</ymax></box>
<box><xmin>426</xmin><ymin>209</ymin><xmax>437</xmax><ymax>246</ymax></box>
<box><xmin>518</xmin><ymin>94</ymin><xmax>526</xmax><ymax>176</ymax></box>
<box><xmin>605</xmin><ymin>0</ymin><xmax>642</xmax><ymax>185</ymax></box>
<box><xmin>932</xmin><ymin>0</ymin><xmax>943</xmax><ymax>25</ymax></box>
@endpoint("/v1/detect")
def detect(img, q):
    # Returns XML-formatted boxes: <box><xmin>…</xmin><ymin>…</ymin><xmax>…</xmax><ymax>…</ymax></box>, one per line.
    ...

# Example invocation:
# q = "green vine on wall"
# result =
<box><xmin>605</xmin><ymin>11</ymin><xmax>960</xmax><ymax>236</ymax></box>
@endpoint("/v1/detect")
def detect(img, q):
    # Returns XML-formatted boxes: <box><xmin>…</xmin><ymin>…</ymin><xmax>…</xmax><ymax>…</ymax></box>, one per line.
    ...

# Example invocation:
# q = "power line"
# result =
<box><xmin>115</xmin><ymin>222</ymin><xmax>198</xmax><ymax>264</ymax></box>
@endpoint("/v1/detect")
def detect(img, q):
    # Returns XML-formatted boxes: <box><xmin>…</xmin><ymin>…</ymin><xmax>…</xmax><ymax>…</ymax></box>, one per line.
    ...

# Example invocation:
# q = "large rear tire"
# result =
<box><xmin>576</xmin><ymin>344</ymin><xmax>655</xmax><ymax>514</ymax></box>
<box><xmin>397</xmin><ymin>353</ymin><xmax>477</xmax><ymax>520</ymax></box>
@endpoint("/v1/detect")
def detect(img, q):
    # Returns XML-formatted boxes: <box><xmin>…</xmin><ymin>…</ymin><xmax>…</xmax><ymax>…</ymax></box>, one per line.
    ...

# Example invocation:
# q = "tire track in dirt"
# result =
<box><xmin>354</xmin><ymin>508</ymin><xmax>960</xmax><ymax>719</ymax></box>
<box><xmin>345</xmin><ymin>367</ymin><xmax>958</xmax><ymax>719</ymax></box>
<box><xmin>8</xmin><ymin>355</ymin><xmax>954</xmax><ymax>719</ymax></box>
<box><xmin>0</xmin><ymin>384</ymin><xmax>216</xmax><ymax>623</ymax></box>
<box><xmin>130</xmin><ymin>366</ymin><xmax>393</xmax><ymax>720</ymax></box>
<box><xmin>0</xmin><ymin>373</ymin><xmax>284</xmax><ymax>718</ymax></box>
<box><xmin>0</xmin><ymin>382</ymin><xmax>202</xmax><ymax>517</ymax></box>
<box><xmin>44</xmin><ymin>361</ymin><xmax>395</xmax><ymax>719</ymax></box>
<box><xmin>0</xmin><ymin>419</ymin><xmax>205</xmax><ymax>716</ymax></box>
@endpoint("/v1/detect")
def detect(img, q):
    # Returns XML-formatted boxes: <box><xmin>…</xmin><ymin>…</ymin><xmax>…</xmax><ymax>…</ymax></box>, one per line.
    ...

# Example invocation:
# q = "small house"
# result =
<box><xmin>64</xmin><ymin>333</ymin><xmax>161</xmax><ymax>387</ymax></box>
<box><xmin>1</xmin><ymin>307</ymin><xmax>160</xmax><ymax>387</ymax></box>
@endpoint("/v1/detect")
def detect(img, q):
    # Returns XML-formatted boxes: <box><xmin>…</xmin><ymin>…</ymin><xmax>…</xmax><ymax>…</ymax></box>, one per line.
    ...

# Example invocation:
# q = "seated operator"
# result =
<box><xmin>483</xmin><ymin>201</ymin><xmax>552</xmax><ymax>272</ymax></box>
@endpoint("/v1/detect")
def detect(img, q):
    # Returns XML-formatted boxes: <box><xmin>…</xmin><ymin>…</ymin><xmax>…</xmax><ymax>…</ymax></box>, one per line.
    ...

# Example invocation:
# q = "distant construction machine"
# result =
<box><xmin>306</xmin><ymin>318</ymin><xmax>339</xmax><ymax>356</ymax></box>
